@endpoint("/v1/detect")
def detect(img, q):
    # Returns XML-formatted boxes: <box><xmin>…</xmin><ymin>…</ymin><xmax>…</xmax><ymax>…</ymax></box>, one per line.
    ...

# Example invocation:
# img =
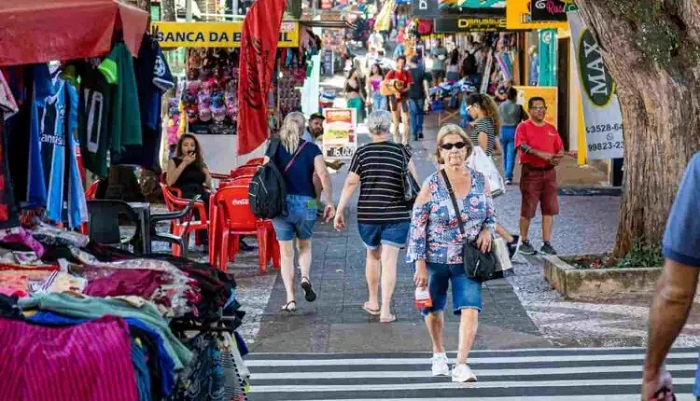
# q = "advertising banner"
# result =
<box><xmin>513</xmin><ymin>86</ymin><xmax>558</xmax><ymax>129</ymax></box>
<box><xmin>433</xmin><ymin>17</ymin><xmax>507</xmax><ymax>33</ymax></box>
<box><xmin>152</xmin><ymin>21</ymin><xmax>299</xmax><ymax>48</ymax></box>
<box><xmin>505</xmin><ymin>0</ymin><xmax>568</xmax><ymax>30</ymax></box>
<box><xmin>568</xmin><ymin>11</ymin><xmax>624</xmax><ymax>160</ymax></box>
<box><xmin>411</xmin><ymin>0</ymin><xmax>439</xmax><ymax>17</ymax></box>
<box><xmin>322</xmin><ymin>108</ymin><xmax>357</xmax><ymax>159</ymax></box>
<box><xmin>237</xmin><ymin>0</ymin><xmax>286</xmax><ymax>155</ymax></box>
<box><xmin>531</xmin><ymin>0</ymin><xmax>578</xmax><ymax>22</ymax></box>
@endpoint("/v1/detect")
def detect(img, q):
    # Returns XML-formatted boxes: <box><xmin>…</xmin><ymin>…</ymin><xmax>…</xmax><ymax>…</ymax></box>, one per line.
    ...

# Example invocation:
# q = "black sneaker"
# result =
<box><xmin>519</xmin><ymin>240</ymin><xmax>536</xmax><ymax>255</ymax></box>
<box><xmin>507</xmin><ymin>235</ymin><xmax>520</xmax><ymax>259</ymax></box>
<box><xmin>418</xmin><ymin>132</ymin><xmax>424</xmax><ymax>140</ymax></box>
<box><xmin>540</xmin><ymin>242</ymin><xmax>557</xmax><ymax>255</ymax></box>
<box><xmin>505</xmin><ymin>179</ymin><xmax>513</xmax><ymax>185</ymax></box>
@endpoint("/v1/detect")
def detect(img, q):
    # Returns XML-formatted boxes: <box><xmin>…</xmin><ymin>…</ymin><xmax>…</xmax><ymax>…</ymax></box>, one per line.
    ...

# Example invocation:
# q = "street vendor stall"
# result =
<box><xmin>152</xmin><ymin>20</ymin><xmax>304</xmax><ymax>174</ymax></box>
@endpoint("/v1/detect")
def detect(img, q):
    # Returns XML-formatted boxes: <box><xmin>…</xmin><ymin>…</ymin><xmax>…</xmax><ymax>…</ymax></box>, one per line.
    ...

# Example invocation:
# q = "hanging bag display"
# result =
<box><xmin>440</xmin><ymin>170</ymin><xmax>500</xmax><ymax>282</ymax></box>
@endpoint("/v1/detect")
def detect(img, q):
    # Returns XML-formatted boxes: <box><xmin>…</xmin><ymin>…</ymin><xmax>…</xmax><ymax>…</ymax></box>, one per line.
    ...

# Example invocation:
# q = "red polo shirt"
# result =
<box><xmin>515</xmin><ymin>120</ymin><xmax>564</xmax><ymax>168</ymax></box>
<box><xmin>385</xmin><ymin>69</ymin><xmax>412</xmax><ymax>101</ymax></box>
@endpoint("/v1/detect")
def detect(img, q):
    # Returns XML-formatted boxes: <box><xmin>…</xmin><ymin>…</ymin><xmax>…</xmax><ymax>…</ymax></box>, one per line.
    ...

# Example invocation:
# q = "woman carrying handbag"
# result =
<box><xmin>406</xmin><ymin>124</ymin><xmax>496</xmax><ymax>383</ymax></box>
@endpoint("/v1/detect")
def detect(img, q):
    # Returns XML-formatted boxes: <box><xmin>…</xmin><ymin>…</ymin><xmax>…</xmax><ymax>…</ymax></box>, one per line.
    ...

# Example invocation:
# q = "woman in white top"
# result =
<box><xmin>446</xmin><ymin>49</ymin><xmax>461</xmax><ymax>82</ymax></box>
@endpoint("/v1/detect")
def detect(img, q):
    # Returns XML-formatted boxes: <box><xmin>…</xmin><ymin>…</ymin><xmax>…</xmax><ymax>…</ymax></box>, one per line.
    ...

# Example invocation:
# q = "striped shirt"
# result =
<box><xmin>349</xmin><ymin>142</ymin><xmax>411</xmax><ymax>224</ymax></box>
<box><xmin>470</xmin><ymin>117</ymin><xmax>496</xmax><ymax>157</ymax></box>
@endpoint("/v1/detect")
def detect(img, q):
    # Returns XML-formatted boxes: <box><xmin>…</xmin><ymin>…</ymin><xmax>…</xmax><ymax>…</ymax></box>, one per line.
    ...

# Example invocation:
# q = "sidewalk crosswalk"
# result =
<box><xmin>246</xmin><ymin>347</ymin><xmax>699</xmax><ymax>400</ymax></box>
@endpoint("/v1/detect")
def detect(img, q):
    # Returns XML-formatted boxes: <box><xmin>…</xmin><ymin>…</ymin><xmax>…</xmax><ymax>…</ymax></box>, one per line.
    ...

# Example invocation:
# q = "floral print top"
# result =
<box><xmin>406</xmin><ymin>169</ymin><xmax>496</xmax><ymax>265</ymax></box>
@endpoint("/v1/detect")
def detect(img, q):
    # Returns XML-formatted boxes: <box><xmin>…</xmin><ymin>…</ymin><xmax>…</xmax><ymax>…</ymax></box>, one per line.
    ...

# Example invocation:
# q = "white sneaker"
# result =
<box><xmin>431</xmin><ymin>355</ymin><xmax>450</xmax><ymax>377</ymax></box>
<box><xmin>451</xmin><ymin>364</ymin><xmax>477</xmax><ymax>382</ymax></box>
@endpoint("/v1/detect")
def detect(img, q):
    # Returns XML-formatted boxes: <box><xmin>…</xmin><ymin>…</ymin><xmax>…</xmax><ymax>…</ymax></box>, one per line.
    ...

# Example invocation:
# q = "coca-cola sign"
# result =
<box><xmin>531</xmin><ymin>0</ymin><xmax>578</xmax><ymax>22</ymax></box>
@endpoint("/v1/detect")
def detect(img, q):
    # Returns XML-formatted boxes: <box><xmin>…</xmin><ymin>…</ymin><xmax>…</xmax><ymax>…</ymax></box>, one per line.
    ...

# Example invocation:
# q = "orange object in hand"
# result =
<box><xmin>415</xmin><ymin>286</ymin><xmax>432</xmax><ymax>309</ymax></box>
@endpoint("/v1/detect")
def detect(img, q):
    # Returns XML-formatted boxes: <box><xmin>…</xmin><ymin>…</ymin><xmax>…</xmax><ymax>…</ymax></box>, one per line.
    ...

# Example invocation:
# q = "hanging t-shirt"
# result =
<box><xmin>77</xmin><ymin>59</ymin><xmax>112</xmax><ymax>178</ymax></box>
<box><xmin>0</xmin><ymin>119</ymin><xmax>20</xmax><ymax>229</ymax></box>
<box><xmin>0</xmin><ymin>72</ymin><xmax>18</xmax><ymax>120</ymax></box>
<box><xmin>98</xmin><ymin>43</ymin><xmax>143</xmax><ymax>157</ymax></box>
<box><xmin>116</xmin><ymin>36</ymin><xmax>174</xmax><ymax>172</ymax></box>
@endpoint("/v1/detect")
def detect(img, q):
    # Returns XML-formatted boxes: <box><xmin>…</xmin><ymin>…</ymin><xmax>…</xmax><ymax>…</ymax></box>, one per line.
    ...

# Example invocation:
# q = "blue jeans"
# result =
<box><xmin>500</xmin><ymin>125</ymin><xmax>517</xmax><ymax>180</ymax></box>
<box><xmin>421</xmin><ymin>262</ymin><xmax>482</xmax><ymax>316</ymax></box>
<box><xmin>372</xmin><ymin>93</ymin><xmax>387</xmax><ymax>111</ymax></box>
<box><xmin>408</xmin><ymin>98</ymin><xmax>425</xmax><ymax>140</ymax></box>
<box><xmin>272</xmin><ymin>195</ymin><xmax>318</xmax><ymax>241</ymax></box>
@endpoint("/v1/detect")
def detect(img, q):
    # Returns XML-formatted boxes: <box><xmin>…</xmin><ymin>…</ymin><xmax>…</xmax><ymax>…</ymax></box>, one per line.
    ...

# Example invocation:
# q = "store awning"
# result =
<box><xmin>0</xmin><ymin>0</ymin><xmax>149</xmax><ymax>66</ymax></box>
<box><xmin>299</xmin><ymin>20</ymin><xmax>351</xmax><ymax>29</ymax></box>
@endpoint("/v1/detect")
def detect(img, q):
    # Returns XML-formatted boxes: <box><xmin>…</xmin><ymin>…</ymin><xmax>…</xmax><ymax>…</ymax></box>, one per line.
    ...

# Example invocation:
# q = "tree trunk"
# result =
<box><xmin>162</xmin><ymin>0</ymin><xmax>176</xmax><ymax>21</ymax></box>
<box><xmin>575</xmin><ymin>1</ymin><xmax>700</xmax><ymax>257</ymax></box>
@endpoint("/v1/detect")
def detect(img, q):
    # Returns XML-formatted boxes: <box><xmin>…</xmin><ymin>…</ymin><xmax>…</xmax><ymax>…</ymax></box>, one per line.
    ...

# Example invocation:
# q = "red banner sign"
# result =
<box><xmin>236</xmin><ymin>0</ymin><xmax>286</xmax><ymax>155</ymax></box>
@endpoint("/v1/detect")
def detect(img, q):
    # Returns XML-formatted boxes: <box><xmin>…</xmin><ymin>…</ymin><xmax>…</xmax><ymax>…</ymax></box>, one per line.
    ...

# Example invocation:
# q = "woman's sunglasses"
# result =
<box><xmin>440</xmin><ymin>142</ymin><xmax>467</xmax><ymax>151</ymax></box>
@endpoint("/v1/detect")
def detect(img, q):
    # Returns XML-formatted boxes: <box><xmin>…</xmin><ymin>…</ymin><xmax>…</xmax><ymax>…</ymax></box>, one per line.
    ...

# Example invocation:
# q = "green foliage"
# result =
<box><xmin>615</xmin><ymin>237</ymin><xmax>663</xmax><ymax>268</ymax></box>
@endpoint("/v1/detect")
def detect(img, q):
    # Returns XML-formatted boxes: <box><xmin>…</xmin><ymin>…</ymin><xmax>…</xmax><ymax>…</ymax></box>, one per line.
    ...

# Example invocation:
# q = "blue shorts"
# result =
<box><xmin>358</xmin><ymin>222</ymin><xmax>410</xmax><ymax>249</ymax></box>
<box><xmin>421</xmin><ymin>262</ymin><xmax>482</xmax><ymax>316</ymax></box>
<box><xmin>272</xmin><ymin>195</ymin><xmax>318</xmax><ymax>241</ymax></box>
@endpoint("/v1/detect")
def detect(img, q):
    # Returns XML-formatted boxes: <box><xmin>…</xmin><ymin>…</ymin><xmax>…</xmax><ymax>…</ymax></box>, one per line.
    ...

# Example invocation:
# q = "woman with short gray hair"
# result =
<box><xmin>334</xmin><ymin>110</ymin><xmax>419</xmax><ymax>323</ymax></box>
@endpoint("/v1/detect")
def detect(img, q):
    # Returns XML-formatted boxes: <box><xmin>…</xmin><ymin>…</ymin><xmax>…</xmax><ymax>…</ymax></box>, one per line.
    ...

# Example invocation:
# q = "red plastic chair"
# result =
<box><xmin>230</xmin><ymin>165</ymin><xmax>259</xmax><ymax>180</ymax></box>
<box><xmin>244</xmin><ymin>157</ymin><xmax>264</xmax><ymax>166</ymax></box>
<box><xmin>161</xmin><ymin>183</ymin><xmax>209</xmax><ymax>256</ymax></box>
<box><xmin>212</xmin><ymin>185</ymin><xmax>279</xmax><ymax>273</ymax></box>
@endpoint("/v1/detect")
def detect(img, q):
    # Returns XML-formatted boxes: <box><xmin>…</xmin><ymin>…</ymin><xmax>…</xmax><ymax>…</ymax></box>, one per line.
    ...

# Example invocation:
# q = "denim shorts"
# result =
<box><xmin>358</xmin><ymin>221</ymin><xmax>410</xmax><ymax>249</ymax></box>
<box><xmin>421</xmin><ymin>262</ymin><xmax>482</xmax><ymax>316</ymax></box>
<box><xmin>272</xmin><ymin>195</ymin><xmax>317</xmax><ymax>241</ymax></box>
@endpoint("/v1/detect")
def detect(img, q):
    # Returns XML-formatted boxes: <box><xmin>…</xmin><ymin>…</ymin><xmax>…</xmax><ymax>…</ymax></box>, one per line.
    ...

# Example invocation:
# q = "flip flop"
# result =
<box><xmin>362</xmin><ymin>302</ymin><xmax>380</xmax><ymax>316</ymax></box>
<box><xmin>281</xmin><ymin>300</ymin><xmax>296</xmax><ymax>312</ymax></box>
<box><xmin>380</xmin><ymin>314</ymin><xmax>397</xmax><ymax>323</ymax></box>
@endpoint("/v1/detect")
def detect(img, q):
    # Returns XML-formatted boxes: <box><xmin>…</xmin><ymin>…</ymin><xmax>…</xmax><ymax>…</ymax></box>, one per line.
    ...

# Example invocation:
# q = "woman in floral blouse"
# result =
<box><xmin>406</xmin><ymin>124</ymin><xmax>495</xmax><ymax>383</ymax></box>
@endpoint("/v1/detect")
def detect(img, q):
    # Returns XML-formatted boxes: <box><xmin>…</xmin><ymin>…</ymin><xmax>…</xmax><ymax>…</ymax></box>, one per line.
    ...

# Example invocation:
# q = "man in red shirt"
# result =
<box><xmin>514</xmin><ymin>96</ymin><xmax>564</xmax><ymax>255</ymax></box>
<box><xmin>384</xmin><ymin>55</ymin><xmax>413</xmax><ymax>145</ymax></box>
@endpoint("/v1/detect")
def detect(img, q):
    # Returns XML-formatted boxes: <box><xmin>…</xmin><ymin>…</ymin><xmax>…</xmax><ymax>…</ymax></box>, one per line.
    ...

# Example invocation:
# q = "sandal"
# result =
<box><xmin>281</xmin><ymin>300</ymin><xmax>296</xmax><ymax>312</ymax></box>
<box><xmin>380</xmin><ymin>314</ymin><xmax>397</xmax><ymax>323</ymax></box>
<box><xmin>362</xmin><ymin>302</ymin><xmax>380</xmax><ymax>316</ymax></box>
<box><xmin>301</xmin><ymin>277</ymin><xmax>317</xmax><ymax>302</ymax></box>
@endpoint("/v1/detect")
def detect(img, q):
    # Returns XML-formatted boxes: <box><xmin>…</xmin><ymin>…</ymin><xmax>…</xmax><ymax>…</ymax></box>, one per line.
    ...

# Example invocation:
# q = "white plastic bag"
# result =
<box><xmin>467</xmin><ymin>147</ymin><xmax>506</xmax><ymax>198</ymax></box>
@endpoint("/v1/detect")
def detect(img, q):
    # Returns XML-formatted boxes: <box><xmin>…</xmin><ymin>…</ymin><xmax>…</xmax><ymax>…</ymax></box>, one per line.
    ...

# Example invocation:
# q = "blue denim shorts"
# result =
<box><xmin>421</xmin><ymin>262</ymin><xmax>482</xmax><ymax>316</ymax></box>
<box><xmin>272</xmin><ymin>195</ymin><xmax>317</xmax><ymax>241</ymax></box>
<box><xmin>358</xmin><ymin>221</ymin><xmax>410</xmax><ymax>249</ymax></box>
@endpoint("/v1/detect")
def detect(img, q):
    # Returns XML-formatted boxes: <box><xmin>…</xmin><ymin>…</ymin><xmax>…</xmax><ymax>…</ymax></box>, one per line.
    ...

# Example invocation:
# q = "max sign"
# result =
<box><xmin>152</xmin><ymin>22</ymin><xmax>299</xmax><ymax>48</ymax></box>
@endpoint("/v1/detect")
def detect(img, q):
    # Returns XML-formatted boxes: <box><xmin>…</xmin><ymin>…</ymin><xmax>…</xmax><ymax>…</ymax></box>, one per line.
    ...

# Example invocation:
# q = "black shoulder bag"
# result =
<box><xmin>440</xmin><ymin>169</ymin><xmax>500</xmax><ymax>282</ymax></box>
<box><xmin>402</xmin><ymin>145</ymin><xmax>420</xmax><ymax>208</ymax></box>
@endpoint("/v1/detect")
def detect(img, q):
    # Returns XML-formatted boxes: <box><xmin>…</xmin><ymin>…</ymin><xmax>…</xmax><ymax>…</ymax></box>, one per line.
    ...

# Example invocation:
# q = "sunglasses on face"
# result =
<box><xmin>440</xmin><ymin>142</ymin><xmax>467</xmax><ymax>151</ymax></box>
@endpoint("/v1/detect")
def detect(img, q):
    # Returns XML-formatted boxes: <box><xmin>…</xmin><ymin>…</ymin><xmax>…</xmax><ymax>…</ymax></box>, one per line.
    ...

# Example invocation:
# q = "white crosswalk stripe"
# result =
<box><xmin>246</xmin><ymin>347</ymin><xmax>699</xmax><ymax>400</ymax></box>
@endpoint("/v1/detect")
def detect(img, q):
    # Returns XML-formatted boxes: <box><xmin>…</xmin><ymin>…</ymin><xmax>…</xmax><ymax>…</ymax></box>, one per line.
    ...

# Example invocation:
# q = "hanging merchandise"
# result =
<box><xmin>538</xmin><ymin>29</ymin><xmax>557</xmax><ymax>86</ymax></box>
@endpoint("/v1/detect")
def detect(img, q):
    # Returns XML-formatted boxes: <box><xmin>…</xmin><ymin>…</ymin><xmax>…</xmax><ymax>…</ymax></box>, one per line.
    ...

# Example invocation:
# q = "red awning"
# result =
<box><xmin>0</xmin><ymin>0</ymin><xmax>149</xmax><ymax>66</ymax></box>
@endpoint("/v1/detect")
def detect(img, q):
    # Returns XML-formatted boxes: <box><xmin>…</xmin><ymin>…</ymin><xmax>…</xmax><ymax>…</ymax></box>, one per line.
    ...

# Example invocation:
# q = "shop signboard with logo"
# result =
<box><xmin>506</xmin><ymin>0</ymin><xmax>568</xmax><ymax>30</ymax></box>
<box><xmin>434</xmin><ymin>17</ymin><xmax>507</xmax><ymax>33</ymax></box>
<box><xmin>568</xmin><ymin>11</ymin><xmax>624</xmax><ymax>160</ymax></box>
<box><xmin>322</xmin><ymin>108</ymin><xmax>357</xmax><ymax>159</ymax></box>
<box><xmin>513</xmin><ymin>86</ymin><xmax>558</xmax><ymax>129</ymax></box>
<box><xmin>152</xmin><ymin>21</ymin><xmax>299</xmax><ymax>48</ymax></box>
<box><xmin>531</xmin><ymin>0</ymin><xmax>578</xmax><ymax>22</ymax></box>
<box><xmin>411</xmin><ymin>0</ymin><xmax>439</xmax><ymax>17</ymax></box>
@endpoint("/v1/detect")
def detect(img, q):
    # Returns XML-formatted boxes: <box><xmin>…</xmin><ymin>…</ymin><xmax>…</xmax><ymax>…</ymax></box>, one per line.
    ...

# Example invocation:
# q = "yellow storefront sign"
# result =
<box><xmin>506</xmin><ymin>0</ymin><xmax>569</xmax><ymax>30</ymax></box>
<box><xmin>514</xmin><ymin>86</ymin><xmax>558</xmax><ymax>129</ymax></box>
<box><xmin>152</xmin><ymin>21</ymin><xmax>299</xmax><ymax>48</ymax></box>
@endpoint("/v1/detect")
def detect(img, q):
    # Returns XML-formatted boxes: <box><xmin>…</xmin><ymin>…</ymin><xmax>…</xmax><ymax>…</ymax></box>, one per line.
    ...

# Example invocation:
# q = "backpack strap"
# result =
<box><xmin>283</xmin><ymin>141</ymin><xmax>308</xmax><ymax>174</ymax></box>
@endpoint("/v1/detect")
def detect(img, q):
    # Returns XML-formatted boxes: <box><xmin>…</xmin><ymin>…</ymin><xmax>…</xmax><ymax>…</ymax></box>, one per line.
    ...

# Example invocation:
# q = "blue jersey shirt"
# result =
<box><xmin>662</xmin><ymin>152</ymin><xmax>700</xmax><ymax>395</ymax></box>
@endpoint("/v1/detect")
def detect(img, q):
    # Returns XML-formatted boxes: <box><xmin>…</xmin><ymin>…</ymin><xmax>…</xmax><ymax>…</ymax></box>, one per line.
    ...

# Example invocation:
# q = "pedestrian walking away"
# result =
<box><xmin>263</xmin><ymin>114</ymin><xmax>336</xmax><ymax>313</ymax></box>
<box><xmin>498</xmin><ymin>87</ymin><xmax>528</xmax><ymax>184</ymax></box>
<box><xmin>642</xmin><ymin>152</ymin><xmax>700</xmax><ymax>401</ymax></box>
<box><xmin>335</xmin><ymin>110</ymin><xmax>418</xmax><ymax>323</ymax></box>
<box><xmin>514</xmin><ymin>96</ymin><xmax>564</xmax><ymax>256</ymax></box>
<box><xmin>407</xmin><ymin>56</ymin><xmax>431</xmax><ymax>141</ymax></box>
<box><xmin>407</xmin><ymin>124</ymin><xmax>495</xmax><ymax>383</ymax></box>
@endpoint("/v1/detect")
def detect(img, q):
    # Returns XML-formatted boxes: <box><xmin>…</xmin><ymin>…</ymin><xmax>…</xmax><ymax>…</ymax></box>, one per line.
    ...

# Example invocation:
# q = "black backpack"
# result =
<box><xmin>462</xmin><ymin>51</ymin><xmax>478</xmax><ymax>76</ymax></box>
<box><xmin>248</xmin><ymin>139</ymin><xmax>288</xmax><ymax>219</ymax></box>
